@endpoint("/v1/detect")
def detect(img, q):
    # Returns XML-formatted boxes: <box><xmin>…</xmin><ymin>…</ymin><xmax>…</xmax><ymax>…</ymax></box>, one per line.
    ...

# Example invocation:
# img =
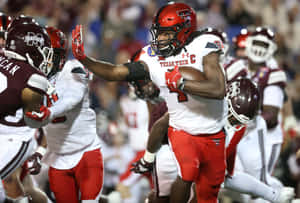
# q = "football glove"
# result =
<box><xmin>72</xmin><ymin>24</ymin><xmax>86</xmax><ymax>60</ymax></box>
<box><xmin>131</xmin><ymin>157</ymin><xmax>154</xmax><ymax>174</ymax></box>
<box><xmin>27</xmin><ymin>147</ymin><xmax>46</xmax><ymax>175</ymax></box>
<box><xmin>165</xmin><ymin>65</ymin><xmax>184</xmax><ymax>90</ymax></box>
<box><xmin>25</xmin><ymin>106</ymin><xmax>51</xmax><ymax>122</ymax></box>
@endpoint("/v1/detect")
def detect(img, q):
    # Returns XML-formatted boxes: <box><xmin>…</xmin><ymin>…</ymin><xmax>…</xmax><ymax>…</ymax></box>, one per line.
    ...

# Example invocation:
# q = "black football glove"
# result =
<box><xmin>131</xmin><ymin>157</ymin><xmax>154</xmax><ymax>174</ymax></box>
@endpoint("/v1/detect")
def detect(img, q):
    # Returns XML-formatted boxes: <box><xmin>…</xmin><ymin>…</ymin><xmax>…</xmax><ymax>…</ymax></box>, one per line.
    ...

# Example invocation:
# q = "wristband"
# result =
<box><xmin>143</xmin><ymin>150</ymin><xmax>156</xmax><ymax>163</ymax></box>
<box><xmin>36</xmin><ymin>146</ymin><xmax>47</xmax><ymax>156</ymax></box>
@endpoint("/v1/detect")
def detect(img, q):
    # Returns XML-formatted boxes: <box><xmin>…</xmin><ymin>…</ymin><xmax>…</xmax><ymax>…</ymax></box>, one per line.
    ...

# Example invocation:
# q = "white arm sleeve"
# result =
<box><xmin>263</xmin><ymin>85</ymin><xmax>284</xmax><ymax>108</ymax></box>
<box><xmin>49</xmin><ymin>72</ymin><xmax>88</xmax><ymax>119</ymax></box>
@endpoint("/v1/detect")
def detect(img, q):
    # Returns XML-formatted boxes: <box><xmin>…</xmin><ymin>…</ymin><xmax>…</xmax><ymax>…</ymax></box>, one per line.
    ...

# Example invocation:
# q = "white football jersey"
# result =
<box><xmin>120</xmin><ymin>96</ymin><xmax>149</xmax><ymax>151</ymax></box>
<box><xmin>139</xmin><ymin>34</ymin><xmax>228</xmax><ymax>134</ymax></box>
<box><xmin>45</xmin><ymin>60</ymin><xmax>101</xmax><ymax>155</ymax></box>
<box><xmin>0</xmin><ymin>109</ymin><xmax>36</xmax><ymax>142</ymax></box>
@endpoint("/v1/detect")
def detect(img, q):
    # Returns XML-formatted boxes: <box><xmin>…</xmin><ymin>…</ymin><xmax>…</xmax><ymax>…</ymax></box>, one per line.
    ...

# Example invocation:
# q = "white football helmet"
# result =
<box><xmin>245</xmin><ymin>27</ymin><xmax>277</xmax><ymax>63</ymax></box>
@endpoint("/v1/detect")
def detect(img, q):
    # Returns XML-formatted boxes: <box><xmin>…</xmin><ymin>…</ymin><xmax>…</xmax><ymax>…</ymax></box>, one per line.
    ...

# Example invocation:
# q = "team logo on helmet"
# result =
<box><xmin>24</xmin><ymin>32</ymin><xmax>45</xmax><ymax>47</ymax></box>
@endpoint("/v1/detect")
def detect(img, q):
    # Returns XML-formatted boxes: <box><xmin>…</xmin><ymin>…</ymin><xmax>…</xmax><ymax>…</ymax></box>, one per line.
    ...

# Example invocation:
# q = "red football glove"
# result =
<box><xmin>165</xmin><ymin>66</ymin><xmax>183</xmax><ymax>90</ymax></box>
<box><xmin>25</xmin><ymin>106</ymin><xmax>51</xmax><ymax>122</ymax></box>
<box><xmin>72</xmin><ymin>24</ymin><xmax>86</xmax><ymax>60</ymax></box>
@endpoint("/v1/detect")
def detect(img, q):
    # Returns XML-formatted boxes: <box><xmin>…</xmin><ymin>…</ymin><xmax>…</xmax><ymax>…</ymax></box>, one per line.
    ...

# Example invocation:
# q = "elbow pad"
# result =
<box><xmin>124</xmin><ymin>61</ymin><xmax>150</xmax><ymax>81</ymax></box>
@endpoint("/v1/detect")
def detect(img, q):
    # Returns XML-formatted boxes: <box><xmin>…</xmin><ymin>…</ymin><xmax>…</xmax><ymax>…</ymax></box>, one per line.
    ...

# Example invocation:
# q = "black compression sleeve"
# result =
<box><xmin>124</xmin><ymin>61</ymin><xmax>150</xmax><ymax>81</ymax></box>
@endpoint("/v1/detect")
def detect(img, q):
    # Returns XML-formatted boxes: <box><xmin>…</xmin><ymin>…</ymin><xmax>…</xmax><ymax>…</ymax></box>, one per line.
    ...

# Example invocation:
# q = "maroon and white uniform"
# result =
<box><xmin>0</xmin><ymin>54</ymin><xmax>47</xmax><ymax>119</ymax></box>
<box><xmin>0</xmin><ymin>54</ymin><xmax>48</xmax><ymax>180</ymax></box>
<box><xmin>225</xmin><ymin>58</ymin><xmax>286</xmax><ymax>189</ymax></box>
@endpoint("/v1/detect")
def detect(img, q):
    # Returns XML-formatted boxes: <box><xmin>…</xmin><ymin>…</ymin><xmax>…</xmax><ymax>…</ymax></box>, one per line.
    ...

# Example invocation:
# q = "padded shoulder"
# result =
<box><xmin>225</xmin><ymin>59</ymin><xmax>247</xmax><ymax>81</ymax></box>
<box><xmin>268</xmin><ymin>69</ymin><xmax>287</xmax><ymax>86</ymax></box>
<box><xmin>27</xmin><ymin>73</ymin><xmax>48</xmax><ymax>94</ymax></box>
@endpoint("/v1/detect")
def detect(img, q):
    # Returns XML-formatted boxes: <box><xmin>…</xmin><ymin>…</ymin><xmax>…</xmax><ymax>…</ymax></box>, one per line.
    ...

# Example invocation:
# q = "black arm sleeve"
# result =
<box><xmin>124</xmin><ymin>61</ymin><xmax>150</xmax><ymax>81</ymax></box>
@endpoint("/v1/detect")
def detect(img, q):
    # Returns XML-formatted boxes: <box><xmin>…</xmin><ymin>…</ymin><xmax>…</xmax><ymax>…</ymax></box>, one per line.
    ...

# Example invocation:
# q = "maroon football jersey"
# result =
<box><xmin>148</xmin><ymin>101</ymin><xmax>168</xmax><ymax>144</ymax></box>
<box><xmin>0</xmin><ymin>54</ymin><xmax>47</xmax><ymax>119</ymax></box>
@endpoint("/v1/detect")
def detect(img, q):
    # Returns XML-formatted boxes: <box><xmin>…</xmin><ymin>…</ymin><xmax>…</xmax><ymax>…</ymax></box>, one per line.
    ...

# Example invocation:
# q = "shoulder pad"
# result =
<box><xmin>185</xmin><ymin>31</ymin><xmax>203</xmax><ymax>45</ymax></box>
<box><xmin>268</xmin><ymin>69</ymin><xmax>287</xmax><ymax>86</ymax></box>
<box><xmin>61</xmin><ymin>59</ymin><xmax>89</xmax><ymax>79</ymax></box>
<box><xmin>27</xmin><ymin>73</ymin><xmax>48</xmax><ymax>94</ymax></box>
<box><xmin>71</xmin><ymin>67</ymin><xmax>86</xmax><ymax>74</ymax></box>
<box><xmin>225</xmin><ymin>59</ymin><xmax>247</xmax><ymax>81</ymax></box>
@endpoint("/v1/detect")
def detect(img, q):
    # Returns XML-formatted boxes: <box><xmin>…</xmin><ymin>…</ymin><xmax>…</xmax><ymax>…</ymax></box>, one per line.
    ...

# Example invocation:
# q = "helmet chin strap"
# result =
<box><xmin>25</xmin><ymin>53</ymin><xmax>35</xmax><ymax>68</ymax></box>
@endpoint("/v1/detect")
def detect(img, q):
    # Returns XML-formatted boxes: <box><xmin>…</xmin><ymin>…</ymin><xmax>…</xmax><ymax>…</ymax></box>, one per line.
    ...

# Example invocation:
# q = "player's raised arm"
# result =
<box><xmin>72</xmin><ymin>25</ymin><xmax>149</xmax><ymax>81</ymax></box>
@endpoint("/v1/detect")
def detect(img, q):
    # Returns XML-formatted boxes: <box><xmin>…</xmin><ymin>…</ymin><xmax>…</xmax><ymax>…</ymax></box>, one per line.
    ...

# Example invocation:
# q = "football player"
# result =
<box><xmin>117</xmin><ymin>84</ymin><xmax>152</xmax><ymax>203</ymax></box>
<box><xmin>225</xmin><ymin>27</ymin><xmax>287</xmax><ymax>200</ymax></box>
<box><xmin>132</xmin><ymin>78</ymin><xmax>294</xmax><ymax>203</ymax></box>
<box><xmin>26</xmin><ymin>26</ymin><xmax>105</xmax><ymax>203</ymax></box>
<box><xmin>0</xmin><ymin>15</ymin><xmax>54</xmax><ymax>203</ymax></box>
<box><xmin>0</xmin><ymin>15</ymin><xmax>53</xmax><ymax>127</ymax></box>
<box><xmin>72</xmin><ymin>2</ymin><xmax>227</xmax><ymax>202</ymax></box>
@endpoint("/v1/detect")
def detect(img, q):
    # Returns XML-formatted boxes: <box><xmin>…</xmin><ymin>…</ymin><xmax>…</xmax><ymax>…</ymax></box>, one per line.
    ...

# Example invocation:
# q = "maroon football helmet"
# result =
<box><xmin>226</xmin><ymin>78</ymin><xmax>260</xmax><ymax>125</ymax></box>
<box><xmin>150</xmin><ymin>2</ymin><xmax>196</xmax><ymax>57</ymax></box>
<box><xmin>46</xmin><ymin>26</ymin><xmax>68</xmax><ymax>77</ymax></box>
<box><xmin>6</xmin><ymin>15</ymin><xmax>37</xmax><ymax>33</ymax></box>
<box><xmin>5</xmin><ymin>21</ymin><xmax>53</xmax><ymax>76</ymax></box>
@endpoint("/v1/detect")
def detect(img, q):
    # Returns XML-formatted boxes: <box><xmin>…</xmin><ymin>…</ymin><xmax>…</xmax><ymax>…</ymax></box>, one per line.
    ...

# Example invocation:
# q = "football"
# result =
<box><xmin>178</xmin><ymin>66</ymin><xmax>206</xmax><ymax>81</ymax></box>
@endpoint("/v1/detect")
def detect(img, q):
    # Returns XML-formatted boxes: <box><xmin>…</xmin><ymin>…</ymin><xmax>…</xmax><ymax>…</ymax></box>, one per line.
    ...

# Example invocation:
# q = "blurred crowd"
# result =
<box><xmin>1</xmin><ymin>0</ymin><xmax>300</xmax><ymax>200</ymax></box>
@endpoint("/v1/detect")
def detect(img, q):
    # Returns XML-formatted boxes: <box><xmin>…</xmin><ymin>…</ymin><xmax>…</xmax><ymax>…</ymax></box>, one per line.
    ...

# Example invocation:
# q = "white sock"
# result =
<box><xmin>225</xmin><ymin>171</ymin><xmax>279</xmax><ymax>202</ymax></box>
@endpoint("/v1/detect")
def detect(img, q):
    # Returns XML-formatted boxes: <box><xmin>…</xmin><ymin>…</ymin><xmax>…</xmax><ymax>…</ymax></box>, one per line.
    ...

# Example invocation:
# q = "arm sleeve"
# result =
<box><xmin>49</xmin><ymin>72</ymin><xmax>87</xmax><ymax>119</ymax></box>
<box><xmin>263</xmin><ymin>85</ymin><xmax>284</xmax><ymax>108</ymax></box>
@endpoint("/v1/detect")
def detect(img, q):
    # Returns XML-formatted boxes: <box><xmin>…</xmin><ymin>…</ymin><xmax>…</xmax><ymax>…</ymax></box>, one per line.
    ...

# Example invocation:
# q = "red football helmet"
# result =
<box><xmin>0</xmin><ymin>13</ymin><xmax>12</xmax><ymax>48</ymax></box>
<box><xmin>226</xmin><ymin>78</ymin><xmax>260</xmax><ymax>126</ymax></box>
<box><xmin>232</xmin><ymin>28</ymin><xmax>250</xmax><ymax>49</ymax></box>
<box><xmin>46</xmin><ymin>26</ymin><xmax>68</xmax><ymax>77</ymax></box>
<box><xmin>5</xmin><ymin>21</ymin><xmax>53</xmax><ymax>76</ymax></box>
<box><xmin>0</xmin><ymin>13</ymin><xmax>12</xmax><ymax>33</ymax></box>
<box><xmin>150</xmin><ymin>2</ymin><xmax>196</xmax><ymax>57</ymax></box>
<box><xmin>245</xmin><ymin>27</ymin><xmax>277</xmax><ymax>63</ymax></box>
